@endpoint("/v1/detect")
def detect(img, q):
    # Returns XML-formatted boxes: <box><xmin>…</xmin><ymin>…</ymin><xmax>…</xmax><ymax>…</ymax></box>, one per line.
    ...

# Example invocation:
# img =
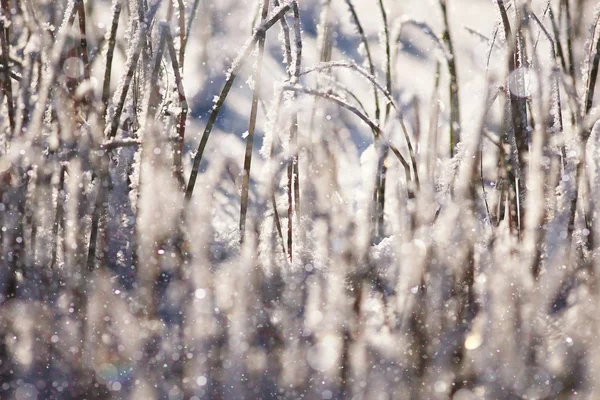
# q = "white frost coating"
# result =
<box><xmin>301</xmin><ymin>61</ymin><xmax>394</xmax><ymax>106</ymax></box>
<box><xmin>259</xmin><ymin>85</ymin><xmax>284</xmax><ymax>159</ymax></box>
<box><xmin>246</xmin><ymin>75</ymin><xmax>255</xmax><ymax>91</ymax></box>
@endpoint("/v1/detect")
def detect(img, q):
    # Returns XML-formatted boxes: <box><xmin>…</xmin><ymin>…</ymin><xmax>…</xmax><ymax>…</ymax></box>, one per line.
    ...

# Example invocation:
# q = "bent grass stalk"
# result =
<box><xmin>283</xmin><ymin>84</ymin><xmax>413</xmax><ymax>197</ymax></box>
<box><xmin>301</xmin><ymin>61</ymin><xmax>420</xmax><ymax>188</ymax></box>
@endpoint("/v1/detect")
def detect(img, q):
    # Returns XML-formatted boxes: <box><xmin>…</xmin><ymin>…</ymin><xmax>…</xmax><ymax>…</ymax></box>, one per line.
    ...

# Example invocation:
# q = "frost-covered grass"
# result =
<box><xmin>1</xmin><ymin>0</ymin><xmax>600</xmax><ymax>398</ymax></box>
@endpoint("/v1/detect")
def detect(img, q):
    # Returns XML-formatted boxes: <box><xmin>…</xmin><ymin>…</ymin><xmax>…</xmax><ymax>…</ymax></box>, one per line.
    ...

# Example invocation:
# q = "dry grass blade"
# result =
<box><xmin>101</xmin><ymin>0</ymin><xmax>122</xmax><ymax>121</ymax></box>
<box><xmin>165</xmin><ymin>27</ymin><xmax>189</xmax><ymax>189</ymax></box>
<box><xmin>0</xmin><ymin>0</ymin><xmax>14</xmax><ymax>135</ymax></box>
<box><xmin>175</xmin><ymin>0</ymin><xmax>186</xmax><ymax>68</ymax></box>
<box><xmin>439</xmin><ymin>0</ymin><xmax>461</xmax><ymax>156</ymax></box>
<box><xmin>584</xmin><ymin>12</ymin><xmax>600</xmax><ymax>116</ymax></box>
<box><xmin>290</xmin><ymin>0</ymin><xmax>302</xmax><ymax>257</ymax></box>
<box><xmin>301</xmin><ymin>61</ymin><xmax>419</xmax><ymax>190</ymax></box>
<box><xmin>105</xmin><ymin>33</ymin><xmax>143</xmax><ymax>139</ymax></box>
<box><xmin>378</xmin><ymin>0</ymin><xmax>392</xmax><ymax>122</ymax></box>
<box><xmin>563</xmin><ymin>0</ymin><xmax>576</xmax><ymax>87</ymax></box>
<box><xmin>375</xmin><ymin>0</ymin><xmax>392</xmax><ymax>240</ymax></box>
<box><xmin>240</xmin><ymin>0</ymin><xmax>269</xmax><ymax>243</ymax></box>
<box><xmin>344</xmin><ymin>0</ymin><xmax>380</xmax><ymax>122</ymax></box>
<box><xmin>75</xmin><ymin>0</ymin><xmax>90</xmax><ymax>82</ymax></box>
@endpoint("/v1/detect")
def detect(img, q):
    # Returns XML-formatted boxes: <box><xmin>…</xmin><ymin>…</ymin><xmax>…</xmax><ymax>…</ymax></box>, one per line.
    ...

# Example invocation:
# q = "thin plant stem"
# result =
<box><xmin>0</xmin><ymin>0</ymin><xmax>15</xmax><ymax>135</ymax></box>
<box><xmin>240</xmin><ymin>0</ymin><xmax>269</xmax><ymax>243</ymax></box>
<box><xmin>439</xmin><ymin>0</ymin><xmax>460</xmax><ymax>157</ymax></box>
<box><xmin>165</xmin><ymin>27</ymin><xmax>189</xmax><ymax>190</ymax></box>
<box><xmin>76</xmin><ymin>0</ymin><xmax>90</xmax><ymax>82</ymax></box>
<box><xmin>175</xmin><ymin>0</ymin><xmax>186</xmax><ymax>68</ymax></box>
<box><xmin>563</xmin><ymin>0</ymin><xmax>576</xmax><ymax>87</ymax></box>
<box><xmin>344</xmin><ymin>0</ymin><xmax>380</xmax><ymax>123</ymax></box>
<box><xmin>106</xmin><ymin>32</ymin><xmax>143</xmax><ymax>139</ymax></box>
<box><xmin>584</xmin><ymin>13</ymin><xmax>600</xmax><ymax>116</ymax></box>
<box><xmin>102</xmin><ymin>0</ymin><xmax>122</xmax><ymax>121</ymax></box>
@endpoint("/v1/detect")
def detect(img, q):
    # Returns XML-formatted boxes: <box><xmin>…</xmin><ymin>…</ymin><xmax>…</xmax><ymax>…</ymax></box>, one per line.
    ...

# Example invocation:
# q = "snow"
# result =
<box><xmin>1</xmin><ymin>0</ymin><xmax>600</xmax><ymax>398</ymax></box>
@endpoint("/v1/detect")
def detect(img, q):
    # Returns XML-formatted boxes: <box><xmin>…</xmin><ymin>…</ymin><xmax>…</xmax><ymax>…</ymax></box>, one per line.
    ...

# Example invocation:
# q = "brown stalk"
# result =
<box><xmin>164</xmin><ymin>26</ymin><xmax>189</xmax><ymax>190</ymax></box>
<box><xmin>563</xmin><ymin>0</ymin><xmax>576</xmax><ymax>88</ymax></box>
<box><xmin>101</xmin><ymin>0</ymin><xmax>122</xmax><ymax>122</ymax></box>
<box><xmin>0</xmin><ymin>0</ymin><xmax>15</xmax><ymax>135</ymax></box>
<box><xmin>240</xmin><ymin>0</ymin><xmax>269</xmax><ymax>243</ymax></box>
<box><xmin>106</xmin><ymin>33</ymin><xmax>143</xmax><ymax>139</ymax></box>
<box><xmin>75</xmin><ymin>0</ymin><xmax>90</xmax><ymax>82</ymax></box>
<box><xmin>264</xmin><ymin>90</ymin><xmax>289</xmax><ymax>258</ymax></box>
<box><xmin>439</xmin><ymin>0</ymin><xmax>460</xmax><ymax>157</ymax></box>
<box><xmin>343</xmin><ymin>0</ymin><xmax>380</xmax><ymax>122</ymax></box>
<box><xmin>584</xmin><ymin>13</ymin><xmax>600</xmax><ymax>117</ymax></box>
<box><xmin>375</xmin><ymin>0</ymin><xmax>392</xmax><ymax>240</ymax></box>
<box><xmin>175</xmin><ymin>0</ymin><xmax>186</xmax><ymax>68</ymax></box>
<box><xmin>273</xmin><ymin>0</ymin><xmax>297</xmax><ymax>258</ymax></box>
<box><xmin>289</xmin><ymin>1</ymin><xmax>302</xmax><ymax>258</ymax></box>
